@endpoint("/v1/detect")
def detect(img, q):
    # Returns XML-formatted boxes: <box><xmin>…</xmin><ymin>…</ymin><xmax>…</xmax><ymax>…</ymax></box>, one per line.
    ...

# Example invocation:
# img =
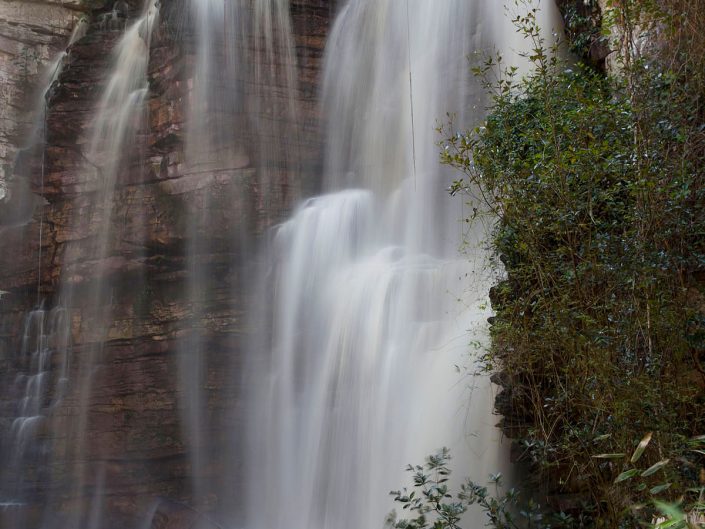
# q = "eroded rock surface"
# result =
<box><xmin>0</xmin><ymin>0</ymin><xmax>84</xmax><ymax>204</ymax></box>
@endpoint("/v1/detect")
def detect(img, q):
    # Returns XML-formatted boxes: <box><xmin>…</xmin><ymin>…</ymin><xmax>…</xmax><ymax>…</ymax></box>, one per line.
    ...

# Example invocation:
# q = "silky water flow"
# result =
<box><xmin>177</xmin><ymin>0</ymin><xmax>303</xmax><ymax>510</ymax></box>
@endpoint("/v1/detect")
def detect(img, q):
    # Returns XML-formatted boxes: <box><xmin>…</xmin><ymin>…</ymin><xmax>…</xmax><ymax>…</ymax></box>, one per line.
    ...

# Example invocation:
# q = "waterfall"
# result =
<box><xmin>0</xmin><ymin>0</ymin><xmax>563</xmax><ymax>527</ymax></box>
<box><xmin>241</xmin><ymin>1</ymin><xmax>561</xmax><ymax>529</ymax></box>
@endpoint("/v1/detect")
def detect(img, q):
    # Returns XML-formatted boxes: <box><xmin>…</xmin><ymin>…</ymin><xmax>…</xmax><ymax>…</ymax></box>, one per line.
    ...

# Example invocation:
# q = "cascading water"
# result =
<box><xmin>251</xmin><ymin>0</ymin><xmax>303</xmax><ymax>213</ymax></box>
<box><xmin>242</xmin><ymin>1</ymin><xmax>561</xmax><ymax>529</ymax></box>
<box><xmin>0</xmin><ymin>16</ymin><xmax>87</xmax><ymax>528</ymax></box>
<box><xmin>1</xmin><ymin>17</ymin><xmax>88</xmax><ymax>226</ymax></box>
<box><xmin>0</xmin><ymin>18</ymin><xmax>86</xmax><ymax>225</ymax></box>
<box><xmin>0</xmin><ymin>307</ymin><xmax>70</xmax><ymax>528</ymax></box>
<box><xmin>176</xmin><ymin>0</ymin><xmax>239</xmax><ymax>511</ymax></box>
<box><xmin>178</xmin><ymin>0</ymin><xmax>247</xmax><ymax>506</ymax></box>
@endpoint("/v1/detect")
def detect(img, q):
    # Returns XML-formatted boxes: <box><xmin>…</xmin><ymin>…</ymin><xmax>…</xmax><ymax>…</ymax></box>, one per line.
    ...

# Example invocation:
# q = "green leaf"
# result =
<box><xmin>592</xmin><ymin>453</ymin><xmax>626</xmax><ymax>459</ymax></box>
<box><xmin>614</xmin><ymin>469</ymin><xmax>640</xmax><ymax>483</ymax></box>
<box><xmin>649</xmin><ymin>483</ymin><xmax>672</xmax><ymax>495</ymax></box>
<box><xmin>654</xmin><ymin>521</ymin><xmax>687</xmax><ymax>529</ymax></box>
<box><xmin>641</xmin><ymin>459</ymin><xmax>670</xmax><ymax>477</ymax></box>
<box><xmin>631</xmin><ymin>432</ymin><xmax>653</xmax><ymax>463</ymax></box>
<box><xmin>653</xmin><ymin>500</ymin><xmax>685</xmax><ymax>521</ymax></box>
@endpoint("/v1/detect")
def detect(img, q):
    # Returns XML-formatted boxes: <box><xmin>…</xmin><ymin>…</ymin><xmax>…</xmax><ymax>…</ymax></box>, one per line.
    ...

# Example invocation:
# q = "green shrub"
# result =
<box><xmin>440</xmin><ymin>2</ymin><xmax>705</xmax><ymax>526</ymax></box>
<box><xmin>387</xmin><ymin>448</ymin><xmax>546</xmax><ymax>529</ymax></box>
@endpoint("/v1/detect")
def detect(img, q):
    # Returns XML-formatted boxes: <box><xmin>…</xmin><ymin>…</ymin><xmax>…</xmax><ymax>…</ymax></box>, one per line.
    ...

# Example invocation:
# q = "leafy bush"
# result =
<box><xmin>440</xmin><ymin>1</ymin><xmax>705</xmax><ymax>526</ymax></box>
<box><xmin>387</xmin><ymin>448</ymin><xmax>703</xmax><ymax>529</ymax></box>
<box><xmin>555</xmin><ymin>0</ymin><xmax>604</xmax><ymax>65</ymax></box>
<box><xmin>387</xmin><ymin>448</ymin><xmax>546</xmax><ymax>529</ymax></box>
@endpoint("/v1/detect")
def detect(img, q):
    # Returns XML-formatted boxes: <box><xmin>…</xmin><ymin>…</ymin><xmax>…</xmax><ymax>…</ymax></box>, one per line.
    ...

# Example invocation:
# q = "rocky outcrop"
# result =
<box><xmin>0</xmin><ymin>0</ymin><xmax>85</xmax><ymax>205</ymax></box>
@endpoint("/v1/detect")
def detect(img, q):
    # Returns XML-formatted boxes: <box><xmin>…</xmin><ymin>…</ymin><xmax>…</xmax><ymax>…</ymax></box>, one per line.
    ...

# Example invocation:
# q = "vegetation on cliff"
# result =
<box><xmin>438</xmin><ymin>1</ymin><xmax>705</xmax><ymax>526</ymax></box>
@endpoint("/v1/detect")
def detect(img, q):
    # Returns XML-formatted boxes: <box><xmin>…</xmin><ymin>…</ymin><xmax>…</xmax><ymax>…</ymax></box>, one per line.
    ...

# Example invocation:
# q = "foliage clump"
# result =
<box><xmin>441</xmin><ymin>1</ymin><xmax>705</xmax><ymax>526</ymax></box>
<box><xmin>387</xmin><ymin>448</ymin><xmax>547</xmax><ymax>529</ymax></box>
<box><xmin>555</xmin><ymin>0</ymin><xmax>605</xmax><ymax>67</ymax></box>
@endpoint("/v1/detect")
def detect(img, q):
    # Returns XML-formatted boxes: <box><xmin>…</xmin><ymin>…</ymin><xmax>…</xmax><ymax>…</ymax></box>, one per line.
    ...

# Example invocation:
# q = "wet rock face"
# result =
<box><xmin>0</xmin><ymin>0</ymin><xmax>82</xmax><ymax>215</ymax></box>
<box><xmin>0</xmin><ymin>0</ymin><xmax>335</xmax><ymax>527</ymax></box>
